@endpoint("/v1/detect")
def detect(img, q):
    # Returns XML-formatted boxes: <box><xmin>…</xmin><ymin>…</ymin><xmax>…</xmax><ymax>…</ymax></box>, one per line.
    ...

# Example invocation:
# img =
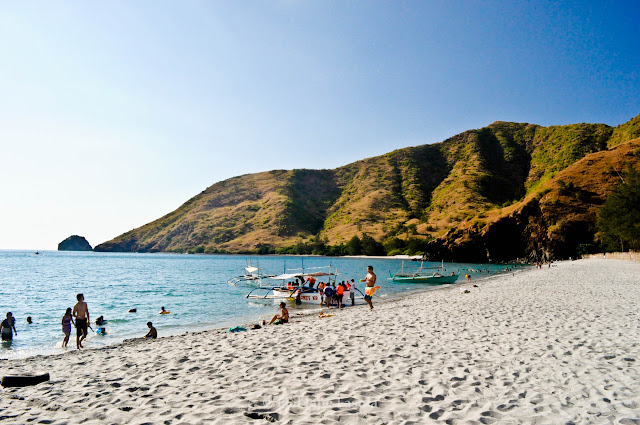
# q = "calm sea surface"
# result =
<box><xmin>0</xmin><ymin>251</ymin><xmax>523</xmax><ymax>359</ymax></box>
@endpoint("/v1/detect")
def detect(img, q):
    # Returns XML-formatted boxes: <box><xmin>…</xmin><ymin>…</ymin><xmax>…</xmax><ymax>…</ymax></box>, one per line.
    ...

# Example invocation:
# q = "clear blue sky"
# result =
<box><xmin>1</xmin><ymin>1</ymin><xmax>638</xmax><ymax>249</ymax></box>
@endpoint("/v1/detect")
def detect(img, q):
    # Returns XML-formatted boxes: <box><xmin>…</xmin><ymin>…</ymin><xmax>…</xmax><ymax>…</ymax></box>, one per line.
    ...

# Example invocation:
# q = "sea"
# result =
<box><xmin>0</xmin><ymin>250</ymin><xmax>523</xmax><ymax>359</ymax></box>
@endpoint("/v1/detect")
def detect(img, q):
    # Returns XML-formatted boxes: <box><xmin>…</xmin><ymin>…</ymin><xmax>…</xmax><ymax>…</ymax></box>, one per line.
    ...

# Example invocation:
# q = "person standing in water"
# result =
<box><xmin>73</xmin><ymin>293</ymin><xmax>89</xmax><ymax>349</ymax></box>
<box><xmin>61</xmin><ymin>308</ymin><xmax>75</xmax><ymax>348</ymax></box>
<box><xmin>1</xmin><ymin>312</ymin><xmax>17</xmax><ymax>341</ymax></box>
<box><xmin>361</xmin><ymin>265</ymin><xmax>377</xmax><ymax>311</ymax></box>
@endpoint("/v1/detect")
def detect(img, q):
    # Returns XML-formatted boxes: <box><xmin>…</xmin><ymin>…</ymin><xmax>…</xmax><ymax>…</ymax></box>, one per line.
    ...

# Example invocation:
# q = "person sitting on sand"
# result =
<box><xmin>145</xmin><ymin>322</ymin><xmax>157</xmax><ymax>339</ymax></box>
<box><xmin>61</xmin><ymin>308</ymin><xmax>75</xmax><ymax>348</ymax></box>
<box><xmin>1</xmin><ymin>312</ymin><xmax>17</xmax><ymax>341</ymax></box>
<box><xmin>269</xmin><ymin>302</ymin><xmax>289</xmax><ymax>325</ymax></box>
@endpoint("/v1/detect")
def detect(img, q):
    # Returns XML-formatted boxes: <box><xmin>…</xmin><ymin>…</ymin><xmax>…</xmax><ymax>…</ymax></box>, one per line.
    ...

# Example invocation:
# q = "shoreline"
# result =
<box><xmin>1</xmin><ymin>265</ymin><xmax>522</xmax><ymax>362</ymax></box>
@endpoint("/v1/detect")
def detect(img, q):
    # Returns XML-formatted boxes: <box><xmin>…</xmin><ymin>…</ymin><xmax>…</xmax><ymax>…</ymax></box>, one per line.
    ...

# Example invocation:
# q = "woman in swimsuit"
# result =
<box><xmin>269</xmin><ymin>302</ymin><xmax>289</xmax><ymax>325</ymax></box>
<box><xmin>61</xmin><ymin>308</ymin><xmax>75</xmax><ymax>348</ymax></box>
<box><xmin>1</xmin><ymin>312</ymin><xmax>17</xmax><ymax>342</ymax></box>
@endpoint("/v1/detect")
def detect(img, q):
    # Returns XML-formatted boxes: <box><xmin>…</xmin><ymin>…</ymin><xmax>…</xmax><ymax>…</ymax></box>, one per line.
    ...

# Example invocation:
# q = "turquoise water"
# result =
<box><xmin>0</xmin><ymin>251</ymin><xmax>522</xmax><ymax>359</ymax></box>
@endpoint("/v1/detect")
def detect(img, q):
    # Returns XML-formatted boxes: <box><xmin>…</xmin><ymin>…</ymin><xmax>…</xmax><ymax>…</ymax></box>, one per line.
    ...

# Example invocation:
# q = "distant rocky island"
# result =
<box><xmin>94</xmin><ymin>113</ymin><xmax>640</xmax><ymax>261</ymax></box>
<box><xmin>58</xmin><ymin>235</ymin><xmax>93</xmax><ymax>251</ymax></box>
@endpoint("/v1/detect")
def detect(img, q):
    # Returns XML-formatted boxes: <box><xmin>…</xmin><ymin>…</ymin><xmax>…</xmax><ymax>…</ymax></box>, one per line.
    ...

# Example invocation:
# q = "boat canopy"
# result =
<box><xmin>270</xmin><ymin>271</ymin><xmax>335</xmax><ymax>280</ymax></box>
<box><xmin>271</xmin><ymin>273</ymin><xmax>302</xmax><ymax>280</ymax></box>
<box><xmin>245</xmin><ymin>266</ymin><xmax>259</xmax><ymax>274</ymax></box>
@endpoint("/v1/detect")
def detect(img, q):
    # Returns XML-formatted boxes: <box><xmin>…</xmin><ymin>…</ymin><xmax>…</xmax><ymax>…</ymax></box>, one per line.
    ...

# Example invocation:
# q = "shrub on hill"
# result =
<box><xmin>596</xmin><ymin>166</ymin><xmax>640</xmax><ymax>251</ymax></box>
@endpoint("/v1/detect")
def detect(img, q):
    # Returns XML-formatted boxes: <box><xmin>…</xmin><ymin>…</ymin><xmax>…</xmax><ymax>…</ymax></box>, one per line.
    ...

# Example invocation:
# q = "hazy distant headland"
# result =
<box><xmin>94</xmin><ymin>114</ymin><xmax>640</xmax><ymax>262</ymax></box>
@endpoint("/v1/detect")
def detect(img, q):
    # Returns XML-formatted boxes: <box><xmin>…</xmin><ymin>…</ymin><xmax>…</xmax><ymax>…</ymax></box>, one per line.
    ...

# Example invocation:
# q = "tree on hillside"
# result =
<box><xmin>346</xmin><ymin>236</ymin><xmax>362</xmax><ymax>255</ymax></box>
<box><xmin>596</xmin><ymin>166</ymin><xmax>640</xmax><ymax>251</ymax></box>
<box><xmin>361</xmin><ymin>234</ymin><xmax>385</xmax><ymax>256</ymax></box>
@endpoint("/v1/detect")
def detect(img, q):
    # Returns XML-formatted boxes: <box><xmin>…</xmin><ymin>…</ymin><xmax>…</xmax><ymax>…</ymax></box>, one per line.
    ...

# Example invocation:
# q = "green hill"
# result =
<box><xmin>95</xmin><ymin>113</ymin><xmax>640</xmax><ymax>261</ymax></box>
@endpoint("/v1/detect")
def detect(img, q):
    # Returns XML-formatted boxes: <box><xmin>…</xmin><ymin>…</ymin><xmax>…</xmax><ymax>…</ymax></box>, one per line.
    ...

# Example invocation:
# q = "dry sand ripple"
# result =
<box><xmin>1</xmin><ymin>259</ymin><xmax>639</xmax><ymax>424</ymax></box>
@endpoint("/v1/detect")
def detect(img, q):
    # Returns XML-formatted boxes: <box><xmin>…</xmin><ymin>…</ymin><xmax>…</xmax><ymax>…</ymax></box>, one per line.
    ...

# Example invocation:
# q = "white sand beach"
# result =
<box><xmin>1</xmin><ymin>259</ymin><xmax>639</xmax><ymax>424</ymax></box>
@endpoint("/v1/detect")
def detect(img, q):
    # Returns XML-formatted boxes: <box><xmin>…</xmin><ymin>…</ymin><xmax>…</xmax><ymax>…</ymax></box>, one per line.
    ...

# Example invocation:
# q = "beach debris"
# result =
<box><xmin>461</xmin><ymin>289</ymin><xmax>471</xmax><ymax>294</ymax></box>
<box><xmin>252</xmin><ymin>324</ymin><xmax>262</xmax><ymax>329</ymax></box>
<box><xmin>228</xmin><ymin>326</ymin><xmax>247</xmax><ymax>333</ymax></box>
<box><xmin>318</xmin><ymin>312</ymin><xmax>335</xmax><ymax>318</ymax></box>
<box><xmin>244</xmin><ymin>412</ymin><xmax>278</xmax><ymax>422</ymax></box>
<box><xmin>1</xmin><ymin>373</ymin><xmax>50</xmax><ymax>388</ymax></box>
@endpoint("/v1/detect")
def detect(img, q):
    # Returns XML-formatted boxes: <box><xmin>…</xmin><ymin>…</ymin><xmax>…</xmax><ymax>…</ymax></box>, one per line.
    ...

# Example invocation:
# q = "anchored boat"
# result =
<box><xmin>246</xmin><ymin>266</ymin><xmax>363</xmax><ymax>304</ymax></box>
<box><xmin>390</xmin><ymin>261</ymin><xmax>460</xmax><ymax>284</ymax></box>
<box><xmin>227</xmin><ymin>260</ymin><xmax>274</xmax><ymax>286</ymax></box>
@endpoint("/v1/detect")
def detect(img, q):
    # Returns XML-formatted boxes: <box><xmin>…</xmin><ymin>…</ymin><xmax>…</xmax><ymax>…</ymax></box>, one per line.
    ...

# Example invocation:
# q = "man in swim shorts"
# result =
<box><xmin>73</xmin><ymin>293</ymin><xmax>90</xmax><ymax>349</ymax></box>
<box><xmin>362</xmin><ymin>265</ymin><xmax>377</xmax><ymax>311</ymax></box>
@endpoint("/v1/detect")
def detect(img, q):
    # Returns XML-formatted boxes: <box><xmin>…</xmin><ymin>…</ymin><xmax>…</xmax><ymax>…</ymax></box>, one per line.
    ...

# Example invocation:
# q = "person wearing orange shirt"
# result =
<box><xmin>336</xmin><ymin>282</ymin><xmax>345</xmax><ymax>308</ymax></box>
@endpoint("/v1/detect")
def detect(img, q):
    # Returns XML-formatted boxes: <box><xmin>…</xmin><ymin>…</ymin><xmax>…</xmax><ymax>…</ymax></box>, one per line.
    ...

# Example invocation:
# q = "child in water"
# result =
<box><xmin>61</xmin><ymin>308</ymin><xmax>75</xmax><ymax>348</ymax></box>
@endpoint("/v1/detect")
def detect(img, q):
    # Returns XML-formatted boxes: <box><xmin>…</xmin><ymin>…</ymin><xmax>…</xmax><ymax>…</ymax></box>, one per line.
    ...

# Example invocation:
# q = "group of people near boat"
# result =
<box><xmin>316</xmin><ymin>279</ymin><xmax>355</xmax><ymax>308</ymax></box>
<box><xmin>269</xmin><ymin>266</ymin><xmax>379</xmax><ymax>325</ymax></box>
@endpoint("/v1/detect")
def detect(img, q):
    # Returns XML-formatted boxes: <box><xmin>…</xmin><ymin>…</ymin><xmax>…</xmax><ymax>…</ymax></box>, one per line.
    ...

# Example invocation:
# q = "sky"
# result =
<box><xmin>1</xmin><ymin>1</ymin><xmax>639</xmax><ymax>250</ymax></box>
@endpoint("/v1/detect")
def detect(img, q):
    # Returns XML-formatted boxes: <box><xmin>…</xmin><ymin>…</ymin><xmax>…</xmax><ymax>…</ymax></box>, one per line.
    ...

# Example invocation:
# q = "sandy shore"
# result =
<box><xmin>1</xmin><ymin>259</ymin><xmax>639</xmax><ymax>424</ymax></box>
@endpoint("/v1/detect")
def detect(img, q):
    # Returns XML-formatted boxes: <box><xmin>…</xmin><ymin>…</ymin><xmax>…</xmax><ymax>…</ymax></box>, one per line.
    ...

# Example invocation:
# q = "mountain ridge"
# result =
<box><xmin>95</xmin><ymin>113</ymin><xmax>640</xmax><ymax>261</ymax></box>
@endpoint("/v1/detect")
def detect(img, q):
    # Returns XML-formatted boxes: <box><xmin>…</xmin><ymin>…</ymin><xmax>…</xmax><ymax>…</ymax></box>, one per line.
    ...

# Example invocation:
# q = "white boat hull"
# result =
<box><xmin>248</xmin><ymin>288</ymin><xmax>359</xmax><ymax>304</ymax></box>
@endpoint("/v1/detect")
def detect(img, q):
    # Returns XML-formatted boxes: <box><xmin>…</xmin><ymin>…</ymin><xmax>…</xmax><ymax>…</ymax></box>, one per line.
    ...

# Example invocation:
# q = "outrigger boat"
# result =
<box><xmin>227</xmin><ymin>260</ymin><xmax>274</xmax><ymax>286</ymax></box>
<box><xmin>390</xmin><ymin>261</ymin><xmax>460</xmax><ymax>284</ymax></box>
<box><xmin>246</xmin><ymin>266</ymin><xmax>363</xmax><ymax>304</ymax></box>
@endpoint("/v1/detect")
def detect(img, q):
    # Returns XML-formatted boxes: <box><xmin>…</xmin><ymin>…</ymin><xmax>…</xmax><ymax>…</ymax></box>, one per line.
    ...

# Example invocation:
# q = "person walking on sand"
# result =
<box><xmin>269</xmin><ymin>302</ymin><xmax>289</xmax><ymax>325</ymax></box>
<box><xmin>61</xmin><ymin>308</ymin><xmax>75</xmax><ymax>348</ymax></box>
<box><xmin>361</xmin><ymin>265</ymin><xmax>378</xmax><ymax>311</ymax></box>
<box><xmin>1</xmin><ymin>312</ymin><xmax>17</xmax><ymax>341</ymax></box>
<box><xmin>73</xmin><ymin>293</ymin><xmax>89</xmax><ymax>349</ymax></box>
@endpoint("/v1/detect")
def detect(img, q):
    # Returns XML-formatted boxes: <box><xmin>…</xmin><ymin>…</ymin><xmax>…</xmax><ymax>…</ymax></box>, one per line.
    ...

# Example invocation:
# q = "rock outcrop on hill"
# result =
<box><xmin>94</xmin><ymin>113</ymin><xmax>640</xmax><ymax>261</ymax></box>
<box><xmin>58</xmin><ymin>235</ymin><xmax>93</xmax><ymax>251</ymax></box>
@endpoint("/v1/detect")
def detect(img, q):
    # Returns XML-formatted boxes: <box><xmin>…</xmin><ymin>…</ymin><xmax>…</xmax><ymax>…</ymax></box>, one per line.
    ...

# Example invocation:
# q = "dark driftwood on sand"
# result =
<box><xmin>1</xmin><ymin>373</ymin><xmax>50</xmax><ymax>387</ymax></box>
